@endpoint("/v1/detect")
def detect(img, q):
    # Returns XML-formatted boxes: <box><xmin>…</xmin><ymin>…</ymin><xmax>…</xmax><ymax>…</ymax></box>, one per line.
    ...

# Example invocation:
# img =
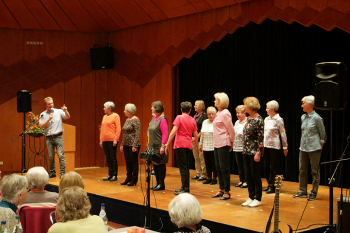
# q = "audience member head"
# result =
<box><xmin>180</xmin><ymin>102</ymin><xmax>192</xmax><ymax>114</ymax></box>
<box><xmin>56</xmin><ymin>186</ymin><xmax>91</xmax><ymax>222</ymax></box>
<box><xmin>168</xmin><ymin>193</ymin><xmax>203</xmax><ymax>228</ymax></box>
<box><xmin>59</xmin><ymin>172</ymin><xmax>84</xmax><ymax>196</ymax></box>
<box><xmin>243</xmin><ymin>97</ymin><xmax>261</xmax><ymax>112</ymax></box>
<box><xmin>25</xmin><ymin>166</ymin><xmax>49</xmax><ymax>190</ymax></box>
<box><xmin>0</xmin><ymin>174</ymin><xmax>28</xmax><ymax>206</ymax></box>
<box><xmin>214</xmin><ymin>92</ymin><xmax>229</xmax><ymax>109</ymax></box>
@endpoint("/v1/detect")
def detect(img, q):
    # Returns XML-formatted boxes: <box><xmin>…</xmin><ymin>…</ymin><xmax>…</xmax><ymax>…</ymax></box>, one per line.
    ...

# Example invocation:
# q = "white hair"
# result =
<box><xmin>267</xmin><ymin>100</ymin><xmax>279</xmax><ymax>112</ymax></box>
<box><xmin>168</xmin><ymin>193</ymin><xmax>202</xmax><ymax>227</ymax></box>
<box><xmin>0</xmin><ymin>174</ymin><xmax>28</xmax><ymax>204</ymax></box>
<box><xmin>104</xmin><ymin>101</ymin><xmax>115</xmax><ymax>110</ymax></box>
<box><xmin>302</xmin><ymin>95</ymin><xmax>315</xmax><ymax>107</ymax></box>
<box><xmin>125</xmin><ymin>103</ymin><xmax>137</xmax><ymax>115</ymax></box>
<box><xmin>26</xmin><ymin>166</ymin><xmax>49</xmax><ymax>189</ymax></box>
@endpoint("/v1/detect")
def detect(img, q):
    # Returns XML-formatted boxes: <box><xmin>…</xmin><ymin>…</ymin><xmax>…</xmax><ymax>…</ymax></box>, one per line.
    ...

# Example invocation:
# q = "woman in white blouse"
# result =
<box><xmin>263</xmin><ymin>100</ymin><xmax>288</xmax><ymax>194</ymax></box>
<box><xmin>233</xmin><ymin>105</ymin><xmax>248</xmax><ymax>188</ymax></box>
<box><xmin>199</xmin><ymin>107</ymin><xmax>217</xmax><ymax>185</ymax></box>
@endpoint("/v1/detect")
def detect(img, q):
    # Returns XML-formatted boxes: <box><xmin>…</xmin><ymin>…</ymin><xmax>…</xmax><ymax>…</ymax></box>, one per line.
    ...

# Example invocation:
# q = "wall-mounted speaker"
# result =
<box><xmin>314</xmin><ymin>62</ymin><xmax>348</xmax><ymax>110</ymax></box>
<box><xmin>17</xmin><ymin>90</ymin><xmax>32</xmax><ymax>113</ymax></box>
<box><xmin>90</xmin><ymin>47</ymin><xmax>114</xmax><ymax>70</ymax></box>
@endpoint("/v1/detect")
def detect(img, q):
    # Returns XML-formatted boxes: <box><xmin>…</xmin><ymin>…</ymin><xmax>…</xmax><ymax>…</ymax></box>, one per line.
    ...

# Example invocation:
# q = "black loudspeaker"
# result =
<box><xmin>314</xmin><ymin>62</ymin><xmax>348</xmax><ymax>110</ymax></box>
<box><xmin>17</xmin><ymin>90</ymin><xmax>32</xmax><ymax>113</ymax></box>
<box><xmin>90</xmin><ymin>47</ymin><xmax>114</xmax><ymax>70</ymax></box>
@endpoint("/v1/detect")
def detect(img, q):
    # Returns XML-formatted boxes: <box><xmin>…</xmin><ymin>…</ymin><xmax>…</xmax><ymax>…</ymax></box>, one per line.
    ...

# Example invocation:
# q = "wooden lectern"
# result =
<box><xmin>55</xmin><ymin>123</ymin><xmax>76</xmax><ymax>173</ymax></box>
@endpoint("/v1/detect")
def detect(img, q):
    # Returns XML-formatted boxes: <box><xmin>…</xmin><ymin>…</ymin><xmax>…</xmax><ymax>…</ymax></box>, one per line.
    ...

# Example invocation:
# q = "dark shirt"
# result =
<box><xmin>242</xmin><ymin>116</ymin><xmax>264</xmax><ymax>155</ymax></box>
<box><xmin>194</xmin><ymin>112</ymin><xmax>208</xmax><ymax>134</ymax></box>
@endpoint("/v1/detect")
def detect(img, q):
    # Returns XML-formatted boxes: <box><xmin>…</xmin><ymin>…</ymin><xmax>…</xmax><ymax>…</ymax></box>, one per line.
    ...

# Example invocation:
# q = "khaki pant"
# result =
<box><xmin>192</xmin><ymin>141</ymin><xmax>207</xmax><ymax>178</ymax></box>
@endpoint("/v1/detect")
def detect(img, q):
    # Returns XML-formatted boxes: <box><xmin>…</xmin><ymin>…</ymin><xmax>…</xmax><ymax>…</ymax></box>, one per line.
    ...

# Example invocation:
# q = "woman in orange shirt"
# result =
<box><xmin>100</xmin><ymin>101</ymin><xmax>121</xmax><ymax>182</ymax></box>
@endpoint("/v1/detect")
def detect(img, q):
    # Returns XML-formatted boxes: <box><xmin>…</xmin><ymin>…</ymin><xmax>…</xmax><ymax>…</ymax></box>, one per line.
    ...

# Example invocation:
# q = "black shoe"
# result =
<box><xmin>109</xmin><ymin>176</ymin><xmax>117</xmax><ymax>182</ymax></box>
<box><xmin>240</xmin><ymin>183</ymin><xmax>248</xmax><ymax>188</ymax></box>
<box><xmin>307</xmin><ymin>192</ymin><xmax>317</xmax><ymax>201</ymax></box>
<box><xmin>198</xmin><ymin>177</ymin><xmax>207</xmax><ymax>181</ymax></box>
<box><xmin>210</xmin><ymin>179</ymin><xmax>217</xmax><ymax>185</ymax></box>
<box><xmin>127</xmin><ymin>182</ymin><xmax>137</xmax><ymax>186</ymax></box>
<box><xmin>191</xmin><ymin>176</ymin><xmax>199</xmax><ymax>180</ymax></box>
<box><xmin>212</xmin><ymin>191</ymin><xmax>224</xmax><ymax>198</ymax></box>
<box><xmin>103</xmin><ymin>176</ymin><xmax>112</xmax><ymax>181</ymax></box>
<box><xmin>263</xmin><ymin>187</ymin><xmax>269</xmax><ymax>191</ymax></box>
<box><xmin>266</xmin><ymin>187</ymin><xmax>275</xmax><ymax>194</ymax></box>
<box><xmin>151</xmin><ymin>184</ymin><xmax>159</xmax><ymax>190</ymax></box>
<box><xmin>203</xmin><ymin>179</ymin><xmax>212</xmax><ymax>184</ymax></box>
<box><xmin>220</xmin><ymin>192</ymin><xmax>231</xmax><ymax>200</ymax></box>
<box><xmin>293</xmin><ymin>191</ymin><xmax>308</xmax><ymax>198</ymax></box>
<box><xmin>49</xmin><ymin>173</ymin><xmax>56</xmax><ymax>178</ymax></box>
<box><xmin>174</xmin><ymin>189</ymin><xmax>189</xmax><ymax>195</ymax></box>
<box><xmin>175</xmin><ymin>188</ymin><xmax>183</xmax><ymax>192</ymax></box>
<box><xmin>121</xmin><ymin>180</ymin><xmax>130</xmax><ymax>185</ymax></box>
<box><xmin>151</xmin><ymin>171</ymin><xmax>155</xmax><ymax>176</ymax></box>
<box><xmin>153</xmin><ymin>184</ymin><xmax>165</xmax><ymax>191</ymax></box>
<box><xmin>235</xmin><ymin>182</ymin><xmax>242</xmax><ymax>187</ymax></box>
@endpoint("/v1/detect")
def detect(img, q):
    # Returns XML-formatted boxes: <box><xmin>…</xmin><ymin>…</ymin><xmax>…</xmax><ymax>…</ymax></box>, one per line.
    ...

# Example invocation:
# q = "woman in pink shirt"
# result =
<box><xmin>211</xmin><ymin>93</ymin><xmax>235</xmax><ymax>200</ymax></box>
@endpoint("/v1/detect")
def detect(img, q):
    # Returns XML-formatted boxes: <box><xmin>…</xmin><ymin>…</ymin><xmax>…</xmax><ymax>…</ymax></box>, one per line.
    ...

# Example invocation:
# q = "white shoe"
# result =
<box><xmin>249</xmin><ymin>199</ymin><xmax>262</xmax><ymax>207</ymax></box>
<box><xmin>242</xmin><ymin>198</ymin><xmax>254</xmax><ymax>206</ymax></box>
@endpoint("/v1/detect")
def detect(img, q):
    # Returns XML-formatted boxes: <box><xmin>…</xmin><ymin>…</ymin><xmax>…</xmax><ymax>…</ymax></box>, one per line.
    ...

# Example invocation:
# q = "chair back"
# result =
<box><xmin>19</xmin><ymin>206</ymin><xmax>56</xmax><ymax>233</ymax></box>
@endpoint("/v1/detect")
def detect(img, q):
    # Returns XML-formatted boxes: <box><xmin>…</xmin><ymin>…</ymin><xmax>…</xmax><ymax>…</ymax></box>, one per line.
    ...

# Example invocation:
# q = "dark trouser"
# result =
<box><xmin>153</xmin><ymin>164</ymin><xmax>166</xmax><ymax>185</ymax></box>
<box><xmin>203</xmin><ymin>151</ymin><xmax>217</xmax><ymax>179</ymax></box>
<box><xmin>243</xmin><ymin>154</ymin><xmax>262</xmax><ymax>201</ymax></box>
<box><xmin>123</xmin><ymin>145</ymin><xmax>140</xmax><ymax>183</ymax></box>
<box><xmin>299</xmin><ymin>150</ymin><xmax>321</xmax><ymax>194</ymax></box>
<box><xmin>263</xmin><ymin>148</ymin><xmax>281</xmax><ymax>187</ymax></box>
<box><xmin>235</xmin><ymin>151</ymin><xmax>246</xmax><ymax>183</ymax></box>
<box><xmin>45</xmin><ymin>134</ymin><xmax>66</xmax><ymax>175</ymax></box>
<box><xmin>175</xmin><ymin>148</ymin><xmax>191</xmax><ymax>191</ymax></box>
<box><xmin>102</xmin><ymin>141</ymin><xmax>118</xmax><ymax>176</ymax></box>
<box><xmin>214</xmin><ymin>146</ymin><xmax>231</xmax><ymax>192</ymax></box>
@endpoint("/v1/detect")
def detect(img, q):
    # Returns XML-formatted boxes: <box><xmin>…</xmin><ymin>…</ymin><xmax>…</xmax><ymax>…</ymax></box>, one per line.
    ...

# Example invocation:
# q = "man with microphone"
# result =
<box><xmin>39</xmin><ymin>97</ymin><xmax>70</xmax><ymax>178</ymax></box>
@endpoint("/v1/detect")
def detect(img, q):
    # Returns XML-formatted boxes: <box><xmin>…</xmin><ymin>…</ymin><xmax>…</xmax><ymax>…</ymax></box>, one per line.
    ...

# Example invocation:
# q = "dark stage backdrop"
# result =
<box><xmin>176</xmin><ymin>19</ymin><xmax>350</xmax><ymax>189</ymax></box>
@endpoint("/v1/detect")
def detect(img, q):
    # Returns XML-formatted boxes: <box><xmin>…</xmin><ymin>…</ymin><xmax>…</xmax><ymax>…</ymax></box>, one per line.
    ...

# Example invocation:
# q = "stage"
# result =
<box><xmin>48</xmin><ymin>166</ymin><xmax>340</xmax><ymax>232</ymax></box>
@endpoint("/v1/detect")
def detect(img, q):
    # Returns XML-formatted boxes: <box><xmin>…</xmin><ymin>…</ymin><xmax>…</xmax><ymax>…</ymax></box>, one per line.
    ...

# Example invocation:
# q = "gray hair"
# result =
<box><xmin>267</xmin><ymin>100</ymin><xmax>279</xmax><ymax>112</ymax></box>
<box><xmin>152</xmin><ymin>101</ymin><xmax>164</xmax><ymax>114</ymax></box>
<box><xmin>168</xmin><ymin>193</ymin><xmax>202</xmax><ymax>227</ymax></box>
<box><xmin>104</xmin><ymin>101</ymin><xmax>115</xmax><ymax>111</ymax></box>
<box><xmin>302</xmin><ymin>95</ymin><xmax>315</xmax><ymax>107</ymax></box>
<box><xmin>125</xmin><ymin>103</ymin><xmax>137</xmax><ymax>115</ymax></box>
<box><xmin>0</xmin><ymin>174</ymin><xmax>28</xmax><ymax>204</ymax></box>
<box><xmin>26</xmin><ymin>166</ymin><xmax>49</xmax><ymax>190</ymax></box>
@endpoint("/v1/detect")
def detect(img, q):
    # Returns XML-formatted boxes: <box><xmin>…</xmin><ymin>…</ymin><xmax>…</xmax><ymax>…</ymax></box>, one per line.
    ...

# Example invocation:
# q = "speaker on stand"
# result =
<box><xmin>314</xmin><ymin>62</ymin><xmax>348</xmax><ymax>231</ymax></box>
<box><xmin>16</xmin><ymin>90</ymin><xmax>32</xmax><ymax>173</ymax></box>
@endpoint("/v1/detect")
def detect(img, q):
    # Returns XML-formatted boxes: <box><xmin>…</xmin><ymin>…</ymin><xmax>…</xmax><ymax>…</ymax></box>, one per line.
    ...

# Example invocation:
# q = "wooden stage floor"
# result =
<box><xmin>49</xmin><ymin>166</ymin><xmax>341</xmax><ymax>232</ymax></box>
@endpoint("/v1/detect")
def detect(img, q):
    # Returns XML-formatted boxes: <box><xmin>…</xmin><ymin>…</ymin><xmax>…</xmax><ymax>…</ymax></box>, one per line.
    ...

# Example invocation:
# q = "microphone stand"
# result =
<box><xmin>321</xmin><ymin>135</ymin><xmax>350</xmax><ymax>233</ymax></box>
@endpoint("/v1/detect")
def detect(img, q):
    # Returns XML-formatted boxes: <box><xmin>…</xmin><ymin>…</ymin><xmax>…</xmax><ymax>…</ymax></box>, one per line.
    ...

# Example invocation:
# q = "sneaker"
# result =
<box><xmin>242</xmin><ymin>198</ymin><xmax>254</xmax><ymax>206</ymax></box>
<box><xmin>293</xmin><ymin>191</ymin><xmax>308</xmax><ymax>198</ymax></box>
<box><xmin>249</xmin><ymin>199</ymin><xmax>262</xmax><ymax>207</ymax></box>
<box><xmin>307</xmin><ymin>192</ymin><xmax>317</xmax><ymax>201</ymax></box>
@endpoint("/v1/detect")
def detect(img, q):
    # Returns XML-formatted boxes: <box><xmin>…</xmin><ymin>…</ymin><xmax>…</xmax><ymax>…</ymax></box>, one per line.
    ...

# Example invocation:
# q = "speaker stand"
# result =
<box><xmin>12</xmin><ymin>113</ymin><xmax>27</xmax><ymax>173</ymax></box>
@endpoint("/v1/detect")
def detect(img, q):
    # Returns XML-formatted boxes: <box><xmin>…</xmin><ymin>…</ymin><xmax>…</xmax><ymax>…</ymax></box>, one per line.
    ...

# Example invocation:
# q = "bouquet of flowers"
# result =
<box><xmin>26</xmin><ymin>112</ymin><xmax>44</xmax><ymax>137</ymax></box>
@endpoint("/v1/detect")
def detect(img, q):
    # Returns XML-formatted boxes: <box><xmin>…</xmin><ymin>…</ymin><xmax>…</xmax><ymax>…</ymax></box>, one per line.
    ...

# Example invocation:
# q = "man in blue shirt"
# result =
<box><xmin>293</xmin><ymin>95</ymin><xmax>326</xmax><ymax>201</ymax></box>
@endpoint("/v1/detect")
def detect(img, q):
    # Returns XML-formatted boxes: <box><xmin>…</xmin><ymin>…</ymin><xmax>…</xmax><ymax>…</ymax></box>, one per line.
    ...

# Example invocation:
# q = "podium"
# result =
<box><xmin>54</xmin><ymin>123</ymin><xmax>76</xmax><ymax>173</ymax></box>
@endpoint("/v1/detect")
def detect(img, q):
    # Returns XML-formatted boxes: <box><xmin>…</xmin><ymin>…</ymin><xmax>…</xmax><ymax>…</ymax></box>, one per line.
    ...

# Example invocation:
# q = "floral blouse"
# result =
<box><xmin>121</xmin><ymin>117</ymin><xmax>141</xmax><ymax>147</ymax></box>
<box><xmin>242</xmin><ymin>116</ymin><xmax>264</xmax><ymax>156</ymax></box>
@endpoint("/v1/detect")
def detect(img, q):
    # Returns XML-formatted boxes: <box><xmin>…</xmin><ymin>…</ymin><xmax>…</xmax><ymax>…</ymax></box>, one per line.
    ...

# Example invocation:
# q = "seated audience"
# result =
<box><xmin>168</xmin><ymin>193</ymin><xmax>210</xmax><ymax>233</ymax></box>
<box><xmin>21</xmin><ymin>166</ymin><xmax>59</xmax><ymax>205</ymax></box>
<box><xmin>0</xmin><ymin>174</ymin><xmax>28</xmax><ymax>232</ymax></box>
<box><xmin>59</xmin><ymin>171</ymin><xmax>85</xmax><ymax>196</ymax></box>
<box><xmin>47</xmin><ymin>186</ymin><xmax>105</xmax><ymax>233</ymax></box>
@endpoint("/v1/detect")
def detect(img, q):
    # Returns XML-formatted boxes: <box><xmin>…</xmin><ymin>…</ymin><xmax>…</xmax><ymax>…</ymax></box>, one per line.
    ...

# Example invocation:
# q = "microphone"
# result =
<box><xmin>40</xmin><ymin>114</ymin><xmax>44</xmax><ymax>118</ymax></box>
<box><xmin>50</xmin><ymin>109</ymin><xmax>54</xmax><ymax>113</ymax></box>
